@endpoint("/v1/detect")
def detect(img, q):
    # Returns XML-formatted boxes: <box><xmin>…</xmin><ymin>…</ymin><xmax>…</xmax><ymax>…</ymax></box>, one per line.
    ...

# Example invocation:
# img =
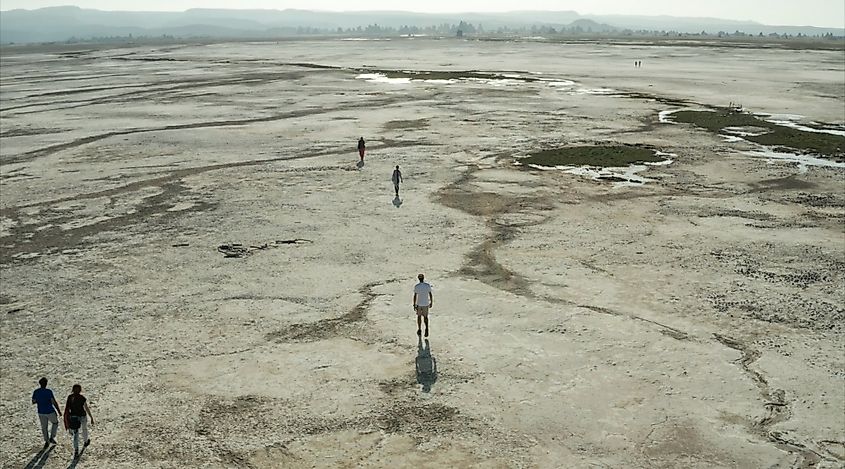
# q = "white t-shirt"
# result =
<box><xmin>414</xmin><ymin>282</ymin><xmax>432</xmax><ymax>307</ymax></box>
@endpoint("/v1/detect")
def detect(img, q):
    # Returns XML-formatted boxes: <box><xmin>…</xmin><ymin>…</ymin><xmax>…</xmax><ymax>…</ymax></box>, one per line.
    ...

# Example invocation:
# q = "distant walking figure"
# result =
<box><xmin>32</xmin><ymin>377</ymin><xmax>61</xmax><ymax>446</ymax></box>
<box><xmin>413</xmin><ymin>273</ymin><xmax>433</xmax><ymax>337</ymax></box>
<box><xmin>392</xmin><ymin>165</ymin><xmax>403</xmax><ymax>196</ymax></box>
<box><xmin>357</xmin><ymin>137</ymin><xmax>366</xmax><ymax>162</ymax></box>
<box><xmin>64</xmin><ymin>384</ymin><xmax>94</xmax><ymax>458</ymax></box>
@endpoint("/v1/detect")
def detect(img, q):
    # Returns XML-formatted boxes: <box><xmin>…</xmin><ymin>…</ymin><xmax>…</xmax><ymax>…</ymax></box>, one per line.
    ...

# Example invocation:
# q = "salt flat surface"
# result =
<box><xmin>1</xmin><ymin>38</ymin><xmax>843</xmax><ymax>468</ymax></box>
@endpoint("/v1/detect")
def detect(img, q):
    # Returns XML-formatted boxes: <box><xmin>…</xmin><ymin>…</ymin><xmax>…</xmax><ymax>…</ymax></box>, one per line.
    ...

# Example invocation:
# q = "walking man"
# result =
<box><xmin>32</xmin><ymin>377</ymin><xmax>61</xmax><ymax>446</ymax></box>
<box><xmin>357</xmin><ymin>137</ymin><xmax>366</xmax><ymax>162</ymax></box>
<box><xmin>392</xmin><ymin>165</ymin><xmax>403</xmax><ymax>196</ymax></box>
<box><xmin>413</xmin><ymin>273</ymin><xmax>433</xmax><ymax>337</ymax></box>
<box><xmin>64</xmin><ymin>384</ymin><xmax>94</xmax><ymax>458</ymax></box>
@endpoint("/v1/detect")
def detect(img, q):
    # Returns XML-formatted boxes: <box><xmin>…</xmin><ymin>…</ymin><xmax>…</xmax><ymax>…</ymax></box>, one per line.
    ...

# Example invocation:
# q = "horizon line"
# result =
<box><xmin>1</xmin><ymin>6</ymin><xmax>843</xmax><ymax>30</ymax></box>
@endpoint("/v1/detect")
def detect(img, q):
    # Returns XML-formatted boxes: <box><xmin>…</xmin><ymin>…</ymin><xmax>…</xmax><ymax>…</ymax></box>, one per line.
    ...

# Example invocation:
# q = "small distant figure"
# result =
<box><xmin>392</xmin><ymin>165</ymin><xmax>403</xmax><ymax>196</ymax></box>
<box><xmin>357</xmin><ymin>137</ymin><xmax>366</xmax><ymax>162</ymax></box>
<box><xmin>64</xmin><ymin>384</ymin><xmax>94</xmax><ymax>458</ymax></box>
<box><xmin>413</xmin><ymin>273</ymin><xmax>433</xmax><ymax>337</ymax></box>
<box><xmin>32</xmin><ymin>377</ymin><xmax>61</xmax><ymax>447</ymax></box>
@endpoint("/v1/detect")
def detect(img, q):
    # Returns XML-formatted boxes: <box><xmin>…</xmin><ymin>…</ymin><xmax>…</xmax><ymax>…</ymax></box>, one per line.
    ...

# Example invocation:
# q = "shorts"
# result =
<box><xmin>415</xmin><ymin>305</ymin><xmax>429</xmax><ymax>316</ymax></box>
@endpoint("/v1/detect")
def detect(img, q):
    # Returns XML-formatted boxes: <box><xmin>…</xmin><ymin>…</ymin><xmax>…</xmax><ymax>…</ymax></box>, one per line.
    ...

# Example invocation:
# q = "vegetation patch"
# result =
<box><xmin>522</xmin><ymin>145</ymin><xmax>665</xmax><ymax>167</ymax></box>
<box><xmin>365</xmin><ymin>69</ymin><xmax>541</xmax><ymax>82</ymax></box>
<box><xmin>384</xmin><ymin>118</ymin><xmax>429</xmax><ymax>130</ymax></box>
<box><xmin>670</xmin><ymin>110</ymin><xmax>845</xmax><ymax>159</ymax></box>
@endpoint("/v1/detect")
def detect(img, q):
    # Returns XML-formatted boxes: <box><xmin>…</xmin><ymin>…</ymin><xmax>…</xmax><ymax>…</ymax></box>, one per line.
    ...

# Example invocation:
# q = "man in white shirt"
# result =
<box><xmin>413</xmin><ymin>273</ymin><xmax>433</xmax><ymax>337</ymax></box>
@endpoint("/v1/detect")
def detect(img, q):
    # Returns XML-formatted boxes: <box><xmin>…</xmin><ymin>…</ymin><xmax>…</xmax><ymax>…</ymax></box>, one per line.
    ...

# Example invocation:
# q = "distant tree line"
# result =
<box><xmin>47</xmin><ymin>20</ymin><xmax>844</xmax><ymax>45</ymax></box>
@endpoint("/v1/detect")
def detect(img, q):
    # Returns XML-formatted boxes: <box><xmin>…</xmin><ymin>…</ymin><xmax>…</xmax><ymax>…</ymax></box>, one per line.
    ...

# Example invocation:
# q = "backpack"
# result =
<box><xmin>69</xmin><ymin>415</ymin><xmax>82</xmax><ymax>430</ymax></box>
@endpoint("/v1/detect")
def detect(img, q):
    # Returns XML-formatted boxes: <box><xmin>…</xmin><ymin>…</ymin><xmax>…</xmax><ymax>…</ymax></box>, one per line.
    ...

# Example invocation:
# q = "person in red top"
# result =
<box><xmin>357</xmin><ymin>137</ymin><xmax>366</xmax><ymax>162</ymax></box>
<box><xmin>64</xmin><ymin>384</ymin><xmax>94</xmax><ymax>458</ymax></box>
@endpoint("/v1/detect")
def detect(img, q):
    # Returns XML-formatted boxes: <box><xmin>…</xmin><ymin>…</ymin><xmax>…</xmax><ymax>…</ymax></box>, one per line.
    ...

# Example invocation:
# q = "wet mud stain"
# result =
<box><xmin>749</xmin><ymin>175</ymin><xmax>816</xmax><ymax>192</ymax></box>
<box><xmin>436</xmin><ymin>166</ymin><xmax>551</xmax><ymax>297</ymax></box>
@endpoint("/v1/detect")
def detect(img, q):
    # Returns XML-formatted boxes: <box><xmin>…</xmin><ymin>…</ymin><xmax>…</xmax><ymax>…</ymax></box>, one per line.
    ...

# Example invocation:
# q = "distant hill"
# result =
<box><xmin>582</xmin><ymin>14</ymin><xmax>841</xmax><ymax>35</ymax></box>
<box><xmin>567</xmin><ymin>19</ymin><xmax>617</xmax><ymax>33</ymax></box>
<box><xmin>0</xmin><ymin>6</ymin><xmax>842</xmax><ymax>44</ymax></box>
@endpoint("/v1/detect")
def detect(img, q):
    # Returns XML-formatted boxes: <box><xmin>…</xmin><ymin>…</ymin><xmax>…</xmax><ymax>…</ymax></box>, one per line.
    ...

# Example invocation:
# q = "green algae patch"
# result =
<box><xmin>384</xmin><ymin>118</ymin><xmax>429</xmax><ymax>130</ymax></box>
<box><xmin>671</xmin><ymin>110</ymin><xmax>845</xmax><ymax>158</ymax></box>
<box><xmin>523</xmin><ymin>145</ymin><xmax>665</xmax><ymax>168</ymax></box>
<box><xmin>366</xmin><ymin>69</ymin><xmax>541</xmax><ymax>82</ymax></box>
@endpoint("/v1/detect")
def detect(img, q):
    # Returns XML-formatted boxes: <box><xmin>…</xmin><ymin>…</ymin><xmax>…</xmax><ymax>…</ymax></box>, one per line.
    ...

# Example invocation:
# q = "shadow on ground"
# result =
<box><xmin>24</xmin><ymin>445</ymin><xmax>54</xmax><ymax>469</ymax></box>
<box><xmin>415</xmin><ymin>337</ymin><xmax>438</xmax><ymax>392</ymax></box>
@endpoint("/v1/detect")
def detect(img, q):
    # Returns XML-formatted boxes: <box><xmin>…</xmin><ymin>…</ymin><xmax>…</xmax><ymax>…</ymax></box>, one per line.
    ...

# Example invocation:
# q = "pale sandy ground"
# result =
<box><xmin>1</xmin><ymin>38</ymin><xmax>843</xmax><ymax>468</ymax></box>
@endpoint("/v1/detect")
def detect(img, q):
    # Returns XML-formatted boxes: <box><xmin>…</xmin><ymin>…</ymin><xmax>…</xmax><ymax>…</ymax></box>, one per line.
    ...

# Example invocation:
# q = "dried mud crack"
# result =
<box><xmin>438</xmin><ymin>165</ymin><xmax>694</xmax><ymax>342</ymax></box>
<box><xmin>714</xmin><ymin>334</ymin><xmax>826</xmax><ymax>468</ymax></box>
<box><xmin>0</xmin><ymin>141</ymin><xmax>425</xmax><ymax>265</ymax></box>
<box><xmin>579</xmin><ymin>304</ymin><xmax>690</xmax><ymax>341</ymax></box>
<box><xmin>265</xmin><ymin>280</ymin><xmax>389</xmax><ymax>343</ymax></box>
<box><xmin>191</xmin><ymin>394</ymin><xmax>523</xmax><ymax>467</ymax></box>
<box><xmin>0</xmin><ymin>180</ymin><xmax>213</xmax><ymax>265</ymax></box>
<box><xmin>3</xmin><ymin>94</ymin><xmax>430</xmax><ymax>165</ymax></box>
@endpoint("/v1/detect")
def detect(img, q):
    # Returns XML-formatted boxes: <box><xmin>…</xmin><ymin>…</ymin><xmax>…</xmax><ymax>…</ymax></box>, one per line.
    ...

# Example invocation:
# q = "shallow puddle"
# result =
<box><xmin>742</xmin><ymin>148</ymin><xmax>845</xmax><ymax>172</ymax></box>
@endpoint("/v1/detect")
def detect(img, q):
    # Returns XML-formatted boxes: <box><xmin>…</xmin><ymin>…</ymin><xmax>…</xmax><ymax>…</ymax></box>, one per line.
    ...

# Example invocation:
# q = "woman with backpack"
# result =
<box><xmin>64</xmin><ymin>384</ymin><xmax>94</xmax><ymax>458</ymax></box>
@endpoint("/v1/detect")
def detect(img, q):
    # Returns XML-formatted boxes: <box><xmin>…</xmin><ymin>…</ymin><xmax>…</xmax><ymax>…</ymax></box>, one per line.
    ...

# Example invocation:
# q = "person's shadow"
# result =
<box><xmin>392</xmin><ymin>195</ymin><xmax>402</xmax><ymax>208</ymax></box>
<box><xmin>415</xmin><ymin>337</ymin><xmax>437</xmax><ymax>393</ymax></box>
<box><xmin>23</xmin><ymin>444</ymin><xmax>54</xmax><ymax>469</ymax></box>
<box><xmin>356</xmin><ymin>160</ymin><xmax>364</xmax><ymax>169</ymax></box>
<box><xmin>66</xmin><ymin>446</ymin><xmax>87</xmax><ymax>469</ymax></box>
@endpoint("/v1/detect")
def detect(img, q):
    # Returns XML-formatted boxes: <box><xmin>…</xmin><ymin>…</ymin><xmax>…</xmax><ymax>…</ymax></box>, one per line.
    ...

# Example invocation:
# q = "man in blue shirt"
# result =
<box><xmin>32</xmin><ymin>377</ymin><xmax>61</xmax><ymax>446</ymax></box>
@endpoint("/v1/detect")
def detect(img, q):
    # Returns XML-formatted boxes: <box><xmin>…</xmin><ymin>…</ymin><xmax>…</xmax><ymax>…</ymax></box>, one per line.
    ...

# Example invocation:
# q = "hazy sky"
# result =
<box><xmin>1</xmin><ymin>0</ymin><xmax>844</xmax><ymax>28</ymax></box>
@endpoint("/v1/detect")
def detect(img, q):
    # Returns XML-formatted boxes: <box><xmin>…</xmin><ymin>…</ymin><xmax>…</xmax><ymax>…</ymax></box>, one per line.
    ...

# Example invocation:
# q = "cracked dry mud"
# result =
<box><xmin>1</xmin><ymin>39</ymin><xmax>843</xmax><ymax>468</ymax></box>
